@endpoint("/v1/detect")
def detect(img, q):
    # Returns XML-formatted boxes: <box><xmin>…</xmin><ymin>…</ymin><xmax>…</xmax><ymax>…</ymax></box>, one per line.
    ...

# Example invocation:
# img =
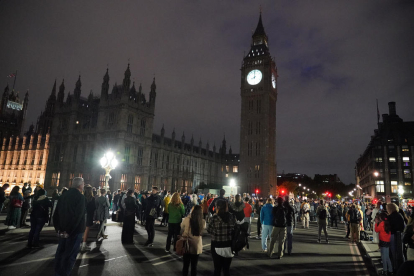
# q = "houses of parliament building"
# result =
<box><xmin>0</xmin><ymin>14</ymin><xmax>277</xmax><ymax>195</ymax></box>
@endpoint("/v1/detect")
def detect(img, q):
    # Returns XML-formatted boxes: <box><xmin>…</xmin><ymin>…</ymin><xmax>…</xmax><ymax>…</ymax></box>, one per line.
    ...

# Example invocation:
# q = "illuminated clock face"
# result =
<box><xmin>247</xmin><ymin>69</ymin><xmax>262</xmax><ymax>85</ymax></box>
<box><xmin>272</xmin><ymin>73</ymin><xmax>276</xmax><ymax>89</ymax></box>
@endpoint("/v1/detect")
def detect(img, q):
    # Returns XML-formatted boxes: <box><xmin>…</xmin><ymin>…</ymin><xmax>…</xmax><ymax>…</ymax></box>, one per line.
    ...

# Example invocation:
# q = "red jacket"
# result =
<box><xmin>243</xmin><ymin>203</ymin><xmax>253</xmax><ymax>217</ymax></box>
<box><xmin>375</xmin><ymin>221</ymin><xmax>391</xmax><ymax>242</ymax></box>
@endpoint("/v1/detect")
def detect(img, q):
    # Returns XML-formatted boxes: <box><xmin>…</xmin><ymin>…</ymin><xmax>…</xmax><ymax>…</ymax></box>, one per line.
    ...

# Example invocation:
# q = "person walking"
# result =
<box><xmin>260</xmin><ymin>198</ymin><xmax>274</xmax><ymax>252</ymax></box>
<box><xmin>21</xmin><ymin>190</ymin><xmax>32</xmax><ymax>227</ymax></box>
<box><xmin>371</xmin><ymin>202</ymin><xmax>381</xmax><ymax>243</ymax></box>
<box><xmin>106</xmin><ymin>190</ymin><xmax>112</xmax><ymax>211</ymax></box>
<box><xmin>375</xmin><ymin>212</ymin><xmax>393</xmax><ymax>275</ymax></box>
<box><xmin>243</xmin><ymin>197</ymin><xmax>253</xmax><ymax>236</ymax></box>
<box><xmin>122</xmin><ymin>189</ymin><xmax>138</xmax><ymax>244</ymax></box>
<box><xmin>53</xmin><ymin>177</ymin><xmax>85</xmax><ymax>276</ymax></box>
<box><xmin>80</xmin><ymin>185</ymin><xmax>96</xmax><ymax>251</ymax></box>
<box><xmin>166</xmin><ymin>192</ymin><xmax>185</xmax><ymax>252</ymax></box>
<box><xmin>302</xmin><ymin>200</ymin><xmax>310</xmax><ymax>229</ymax></box>
<box><xmin>6</xmin><ymin>186</ymin><xmax>24</xmax><ymax>229</ymax></box>
<box><xmin>387</xmin><ymin>203</ymin><xmax>405</xmax><ymax>272</ymax></box>
<box><xmin>268</xmin><ymin>197</ymin><xmax>287</xmax><ymax>259</ymax></box>
<box><xmin>283</xmin><ymin>197</ymin><xmax>295</xmax><ymax>255</ymax></box>
<box><xmin>316</xmin><ymin>200</ymin><xmax>329</xmax><ymax>243</ymax></box>
<box><xmin>0</xmin><ymin>183</ymin><xmax>10</xmax><ymax>214</ymax></box>
<box><xmin>27</xmin><ymin>189</ymin><xmax>52</xmax><ymax>248</ymax></box>
<box><xmin>254</xmin><ymin>199</ymin><xmax>263</xmax><ymax>239</ymax></box>
<box><xmin>207</xmin><ymin>199</ymin><xmax>236</xmax><ymax>276</ymax></box>
<box><xmin>349</xmin><ymin>204</ymin><xmax>362</xmax><ymax>243</ymax></box>
<box><xmin>95</xmin><ymin>188</ymin><xmax>110</xmax><ymax>242</ymax></box>
<box><xmin>145</xmin><ymin>187</ymin><xmax>161</xmax><ymax>246</ymax></box>
<box><xmin>181</xmin><ymin>205</ymin><xmax>206</xmax><ymax>276</ymax></box>
<box><xmin>161</xmin><ymin>193</ymin><xmax>171</xmax><ymax>226</ymax></box>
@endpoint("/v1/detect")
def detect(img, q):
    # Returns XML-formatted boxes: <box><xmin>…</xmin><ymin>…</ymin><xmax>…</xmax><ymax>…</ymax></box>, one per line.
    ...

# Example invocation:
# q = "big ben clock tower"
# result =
<box><xmin>239</xmin><ymin>13</ymin><xmax>277</xmax><ymax>196</ymax></box>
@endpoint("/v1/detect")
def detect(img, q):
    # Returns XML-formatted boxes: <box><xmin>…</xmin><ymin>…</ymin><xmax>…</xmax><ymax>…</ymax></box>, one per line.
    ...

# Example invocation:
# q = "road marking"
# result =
<box><xmin>153</xmin><ymin>255</ymin><xmax>182</xmax><ymax>266</ymax></box>
<box><xmin>0</xmin><ymin>251</ymin><xmax>15</xmax><ymax>254</ymax></box>
<box><xmin>105</xmin><ymin>255</ymin><xmax>127</xmax><ymax>262</ymax></box>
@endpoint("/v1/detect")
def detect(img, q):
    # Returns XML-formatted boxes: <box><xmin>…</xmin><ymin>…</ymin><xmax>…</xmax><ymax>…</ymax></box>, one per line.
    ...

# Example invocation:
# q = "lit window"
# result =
<box><xmin>375</xmin><ymin>157</ymin><xmax>383</xmax><ymax>162</ymax></box>
<box><xmin>375</xmin><ymin>180</ymin><xmax>384</xmax><ymax>185</ymax></box>
<box><xmin>391</xmin><ymin>181</ymin><xmax>398</xmax><ymax>185</ymax></box>
<box><xmin>226</xmin><ymin>166</ymin><xmax>229</xmax><ymax>173</ymax></box>
<box><xmin>405</xmin><ymin>182</ymin><xmax>412</xmax><ymax>186</ymax></box>
<box><xmin>402</xmin><ymin>145</ymin><xmax>409</xmax><ymax>151</ymax></box>
<box><xmin>233</xmin><ymin>166</ymin><xmax>238</xmax><ymax>173</ymax></box>
<box><xmin>376</xmin><ymin>184</ymin><xmax>384</xmax><ymax>193</ymax></box>
<box><xmin>389</xmin><ymin>157</ymin><xmax>396</xmax><ymax>162</ymax></box>
<box><xmin>403</xmin><ymin>157</ymin><xmax>410</xmax><ymax>161</ymax></box>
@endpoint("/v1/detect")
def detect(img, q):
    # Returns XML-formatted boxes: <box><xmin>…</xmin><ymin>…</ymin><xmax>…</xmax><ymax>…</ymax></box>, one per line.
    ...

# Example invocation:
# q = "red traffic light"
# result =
<box><xmin>281</xmin><ymin>189</ymin><xmax>285</xmax><ymax>194</ymax></box>
<box><xmin>255</xmin><ymin>189</ymin><xmax>259</xmax><ymax>194</ymax></box>
<box><xmin>373</xmin><ymin>198</ymin><xmax>378</xmax><ymax>204</ymax></box>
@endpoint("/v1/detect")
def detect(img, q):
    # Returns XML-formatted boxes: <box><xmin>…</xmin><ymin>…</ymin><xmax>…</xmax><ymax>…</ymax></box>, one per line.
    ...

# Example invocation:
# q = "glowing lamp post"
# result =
<box><xmin>398</xmin><ymin>185</ymin><xmax>404</xmax><ymax>199</ymax></box>
<box><xmin>100</xmin><ymin>151</ymin><xmax>118</xmax><ymax>191</ymax></box>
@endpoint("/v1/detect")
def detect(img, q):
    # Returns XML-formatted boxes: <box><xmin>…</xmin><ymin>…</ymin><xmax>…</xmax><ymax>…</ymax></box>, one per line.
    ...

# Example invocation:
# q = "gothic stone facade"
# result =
<box><xmin>44</xmin><ymin>66</ymin><xmax>235</xmax><ymax>192</ymax></box>
<box><xmin>239</xmin><ymin>14</ymin><xmax>278</xmax><ymax>196</ymax></box>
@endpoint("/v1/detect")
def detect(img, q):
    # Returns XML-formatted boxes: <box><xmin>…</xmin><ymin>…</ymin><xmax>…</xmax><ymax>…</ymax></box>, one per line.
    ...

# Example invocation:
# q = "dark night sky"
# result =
<box><xmin>1</xmin><ymin>1</ymin><xmax>413</xmax><ymax>184</ymax></box>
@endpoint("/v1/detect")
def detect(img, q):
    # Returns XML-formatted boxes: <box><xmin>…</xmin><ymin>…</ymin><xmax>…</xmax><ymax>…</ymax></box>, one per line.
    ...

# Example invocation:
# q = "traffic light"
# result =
<box><xmin>255</xmin><ymin>189</ymin><xmax>259</xmax><ymax>194</ymax></box>
<box><xmin>373</xmin><ymin>198</ymin><xmax>378</xmax><ymax>204</ymax></box>
<box><xmin>281</xmin><ymin>189</ymin><xmax>285</xmax><ymax>195</ymax></box>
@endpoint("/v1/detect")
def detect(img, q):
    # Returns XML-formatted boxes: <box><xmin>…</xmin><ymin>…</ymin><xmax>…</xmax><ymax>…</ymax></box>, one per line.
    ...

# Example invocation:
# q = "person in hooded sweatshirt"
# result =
<box><xmin>260</xmin><ymin>198</ymin><xmax>274</xmax><ymax>253</ymax></box>
<box><xmin>27</xmin><ymin>189</ymin><xmax>52</xmax><ymax>248</ymax></box>
<box><xmin>229</xmin><ymin>194</ymin><xmax>245</xmax><ymax>222</ymax></box>
<box><xmin>207</xmin><ymin>199</ymin><xmax>236</xmax><ymax>276</ymax></box>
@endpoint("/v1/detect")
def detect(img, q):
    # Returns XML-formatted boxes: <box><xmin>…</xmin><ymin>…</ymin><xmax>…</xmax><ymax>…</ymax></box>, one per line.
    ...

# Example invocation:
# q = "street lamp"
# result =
<box><xmin>299</xmin><ymin>183</ymin><xmax>302</xmax><ymax>187</ymax></box>
<box><xmin>100</xmin><ymin>151</ymin><xmax>118</xmax><ymax>191</ymax></box>
<box><xmin>398</xmin><ymin>185</ymin><xmax>404</xmax><ymax>197</ymax></box>
<box><xmin>373</xmin><ymin>171</ymin><xmax>379</xmax><ymax>177</ymax></box>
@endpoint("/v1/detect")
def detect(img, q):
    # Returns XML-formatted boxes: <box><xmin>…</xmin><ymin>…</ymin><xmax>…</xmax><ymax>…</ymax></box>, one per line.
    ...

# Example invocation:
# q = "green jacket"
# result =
<box><xmin>168</xmin><ymin>203</ymin><xmax>185</xmax><ymax>223</ymax></box>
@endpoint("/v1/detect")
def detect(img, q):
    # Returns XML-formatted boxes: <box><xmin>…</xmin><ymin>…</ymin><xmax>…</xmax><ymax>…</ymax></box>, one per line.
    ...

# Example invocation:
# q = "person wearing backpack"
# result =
<box><xmin>268</xmin><ymin>197</ymin><xmax>287</xmax><ymax>259</ymax></box>
<box><xmin>316</xmin><ymin>200</ymin><xmax>329</xmax><ymax>243</ymax></box>
<box><xmin>349</xmin><ymin>204</ymin><xmax>362</xmax><ymax>243</ymax></box>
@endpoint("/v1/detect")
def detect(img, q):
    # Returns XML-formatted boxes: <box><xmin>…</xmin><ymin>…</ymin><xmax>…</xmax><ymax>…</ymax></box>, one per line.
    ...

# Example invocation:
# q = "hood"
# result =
<box><xmin>231</xmin><ymin>202</ymin><xmax>245</xmax><ymax>212</ymax></box>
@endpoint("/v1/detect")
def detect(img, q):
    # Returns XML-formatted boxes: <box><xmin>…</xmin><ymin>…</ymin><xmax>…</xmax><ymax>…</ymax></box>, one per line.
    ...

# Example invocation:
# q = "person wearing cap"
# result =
<box><xmin>21</xmin><ymin>190</ymin><xmax>32</xmax><ymax>227</ymax></box>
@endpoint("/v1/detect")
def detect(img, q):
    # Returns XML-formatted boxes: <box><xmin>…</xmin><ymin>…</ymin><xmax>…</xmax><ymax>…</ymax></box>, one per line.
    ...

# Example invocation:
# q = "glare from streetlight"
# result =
<box><xmin>373</xmin><ymin>171</ymin><xmax>379</xmax><ymax>177</ymax></box>
<box><xmin>230</xmin><ymin>179</ymin><xmax>236</xmax><ymax>187</ymax></box>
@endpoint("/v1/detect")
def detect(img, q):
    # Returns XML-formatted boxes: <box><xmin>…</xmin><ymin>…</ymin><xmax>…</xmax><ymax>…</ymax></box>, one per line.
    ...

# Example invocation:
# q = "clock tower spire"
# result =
<box><xmin>239</xmin><ymin>13</ymin><xmax>277</xmax><ymax>196</ymax></box>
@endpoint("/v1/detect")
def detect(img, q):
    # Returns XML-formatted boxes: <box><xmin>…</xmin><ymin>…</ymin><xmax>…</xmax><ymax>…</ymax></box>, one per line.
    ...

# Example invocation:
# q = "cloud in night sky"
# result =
<box><xmin>0</xmin><ymin>0</ymin><xmax>413</xmax><ymax>184</ymax></box>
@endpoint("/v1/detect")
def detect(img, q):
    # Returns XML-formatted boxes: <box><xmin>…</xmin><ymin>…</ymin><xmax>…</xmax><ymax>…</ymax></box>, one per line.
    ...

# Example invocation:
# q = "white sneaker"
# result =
<box><xmin>7</xmin><ymin>226</ymin><xmax>16</xmax><ymax>230</ymax></box>
<box><xmin>82</xmin><ymin>245</ymin><xmax>91</xmax><ymax>251</ymax></box>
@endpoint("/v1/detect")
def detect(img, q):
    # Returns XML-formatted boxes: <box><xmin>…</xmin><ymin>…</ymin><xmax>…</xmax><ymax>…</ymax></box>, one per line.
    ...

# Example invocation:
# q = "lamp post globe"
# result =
<box><xmin>101</xmin><ymin>151</ymin><xmax>118</xmax><ymax>191</ymax></box>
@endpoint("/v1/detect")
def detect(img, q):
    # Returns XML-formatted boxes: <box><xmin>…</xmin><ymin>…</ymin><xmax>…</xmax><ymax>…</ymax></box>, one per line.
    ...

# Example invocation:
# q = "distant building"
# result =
<box><xmin>277</xmin><ymin>173</ymin><xmax>310</xmax><ymax>183</ymax></box>
<box><xmin>356</xmin><ymin>102</ymin><xmax>414</xmax><ymax>202</ymax></box>
<box><xmin>0</xmin><ymin>84</ymin><xmax>28</xmax><ymax>141</ymax></box>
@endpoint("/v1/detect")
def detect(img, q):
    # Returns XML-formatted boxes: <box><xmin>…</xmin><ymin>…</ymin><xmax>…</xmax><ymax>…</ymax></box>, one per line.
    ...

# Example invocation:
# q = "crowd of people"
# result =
<box><xmin>1</xmin><ymin>180</ymin><xmax>414</xmax><ymax>276</ymax></box>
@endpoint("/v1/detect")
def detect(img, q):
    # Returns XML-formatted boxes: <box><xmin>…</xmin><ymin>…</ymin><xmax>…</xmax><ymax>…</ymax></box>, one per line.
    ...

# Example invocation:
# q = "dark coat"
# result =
<box><xmin>144</xmin><ymin>194</ymin><xmax>161</xmax><ymax>216</ymax></box>
<box><xmin>94</xmin><ymin>196</ymin><xmax>110</xmax><ymax>221</ymax></box>
<box><xmin>208</xmin><ymin>196</ymin><xmax>228</xmax><ymax>215</ymax></box>
<box><xmin>284</xmin><ymin>202</ymin><xmax>295</xmax><ymax>227</ymax></box>
<box><xmin>229</xmin><ymin>202</ymin><xmax>245</xmax><ymax>221</ymax></box>
<box><xmin>388</xmin><ymin>211</ymin><xmax>405</xmax><ymax>234</ymax></box>
<box><xmin>53</xmin><ymin>188</ymin><xmax>86</xmax><ymax>236</ymax></box>
<box><xmin>30</xmin><ymin>196</ymin><xmax>53</xmax><ymax>222</ymax></box>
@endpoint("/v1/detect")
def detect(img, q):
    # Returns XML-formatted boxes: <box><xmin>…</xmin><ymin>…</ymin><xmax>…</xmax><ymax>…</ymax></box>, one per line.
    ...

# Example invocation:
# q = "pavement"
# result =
<box><xmin>359</xmin><ymin>229</ymin><xmax>383</xmax><ymax>276</ymax></box>
<box><xmin>0</xmin><ymin>214</ymin><xmax>378</xmax><ymax>276</ymax></box>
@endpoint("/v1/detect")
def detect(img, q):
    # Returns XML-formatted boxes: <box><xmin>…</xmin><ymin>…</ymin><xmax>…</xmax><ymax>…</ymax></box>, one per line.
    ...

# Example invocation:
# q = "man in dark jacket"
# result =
<box><xmin>144</xmin><ymin>186</ymin><xmax>161</xmax><ymax>246</ymax></box>
<box><xmin>283</xmin><ymin>197</ymin><xmax>295</xmax><ymax>255</ymax></box>
<box><xmin>113</xmin><ymin>189</ymin><xmax>121</xmax><ymax>212</ymax></box>
<box><xmin>27</xmin><ymin>189</ymin><xmax>52</xmax><ymax>247</ymax></box>
<box><xmin>268</xmin><ymin>197</ymin><xmax>287</xmax><ymax>259</ymax></box>
<box><xmin>330</xmin><ymin>204</ymin><xmax>339</xmax><ymax>229</ymax></box>
<box><xmin>0</xmin><ymin>183</ymin><xmax>10</xmax><ymax>213</ymax></box>
<box><xmin>53</xmin><ymin>177</ymin><xmax>85</xmax><ymax>276</ymax></box>
<box><xmin>254</xmin><ymin>199</ymin><xmax>263</xmax><ymax>239</ymax></box>
<box><xmin>208</xmin><ymin>189</ymin><xmax>228</xmax><ymax>215</ymax></box>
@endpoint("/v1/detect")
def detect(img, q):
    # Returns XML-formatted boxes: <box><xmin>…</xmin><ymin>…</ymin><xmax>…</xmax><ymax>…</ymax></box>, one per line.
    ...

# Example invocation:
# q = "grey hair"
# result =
<box><xmin>191</xmin><ymin>194</ymin><xmax>198</xmax><ymax>205</ymax></box>
<box><xmin>72</xmin><ymin>177</ymin><xmax>84</xmax><ymax>189</ymax></box>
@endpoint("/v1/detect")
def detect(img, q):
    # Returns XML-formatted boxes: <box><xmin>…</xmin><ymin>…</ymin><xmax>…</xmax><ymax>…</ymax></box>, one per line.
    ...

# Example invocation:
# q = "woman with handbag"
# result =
<box><xmin>166</xmin><ymin>192</ymin><xmax>185</xmax><ymax>252</ymax></box>
<box><xmin>207</xmin><ymin>199</ymin><xmax>236</xmax><ymax>276</ymax></box>
<box><xmin>180</xmin><ymin>205</ymin><xmax>206</xmax><ymax>276</ymax></box>
<box><xmin>6</xmin><ymin>186</ymin><xmax>24</xmax><ymax>229</ymax></box>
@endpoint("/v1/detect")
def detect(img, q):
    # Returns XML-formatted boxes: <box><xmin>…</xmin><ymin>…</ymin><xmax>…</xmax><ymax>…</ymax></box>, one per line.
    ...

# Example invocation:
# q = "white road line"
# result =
<box><xmin>0</xmin><ymin>251</ymin><xmax>15</xmax><ymax>254</ymax></box>
<box><xmin>153</xmin><ymin>255</ymin><xmax>182</xmax><ymax>266</ymax></box>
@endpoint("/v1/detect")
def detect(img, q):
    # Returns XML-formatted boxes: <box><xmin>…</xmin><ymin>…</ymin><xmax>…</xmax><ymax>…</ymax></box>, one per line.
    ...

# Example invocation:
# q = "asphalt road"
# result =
<box><xmin>0</xmin><ymin>217</ymin><xmax>376</xmax><ymax>276</ymax></box>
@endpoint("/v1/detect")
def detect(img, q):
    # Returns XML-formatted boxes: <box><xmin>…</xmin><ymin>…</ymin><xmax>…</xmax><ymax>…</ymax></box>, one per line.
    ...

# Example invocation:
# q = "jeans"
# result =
<box><xmin>390</xmin><ymin>233</ymin><xmax>405</xmax><ymax>272</ymax></box>
<box><xmin>244</xmin><ymin>217</ymin><xmax>251</xmax><ymax>234</ymax></box>
<box><xmin>261</xmin><ymin>225</ymin><xmax>273</xmax><ymax>250</ymax></box>
<box><xmin>211</xmin><ymin>243</ymin><xmax>232</xmax><ymax>276</ymax></box>
<box><xmin>380</xmin><ymin>246</ymin><xmax>393</xmax><ymax>272</ymax></box>
<box><xmin>28</xmin><ymin>217</ymin><xmax>46</xmax><ymax>246</ymax></box>
<box><xmin>54</xmin><ymin>232</ymin><xmax>83</xmax><ymax>276</ymax></box>
<box><xmin>146</xmin><ymin>217</ymin><xmax>156</xmax><ymax>243</ymax></box>
<box><xmin>256</xmin><ymin>217</ymin><xmax>261</xmax><ymax>236</ymax></box>
<box><xmin>183</xmin><ymin>254</ymin><xmax>199</xmax><ymax>276</ymax></box>
<box><xmin>302</xmin><ymin>213</ymin><xmax>309</xmax><ymax>228</ymax></box>
<box><xmin>284</xmin><ymin>226</ymin><xmax>293</xmax><ymax>254</ymax></box>
<box><xmin>97</xmin><ymin>219</ymin><xmax>107</xmax><ymax>239</ymax></box>
<box><xmin>268</xmin><ymin>226</ymin><xmax>287</xmax><ymax>257</ymax></box>
<box><xmin>318</xmin><ymin>221</ymin><xmax>328</xmax><ymax>240</ymax></box>
<box><xmin>166</xmin><ymin>223</ymin><xmax>181</xmax><ymax>251</ymax></box>
<box><xmin>294</xmin><ymin>213</ymin><xmax>297</xmax><ymax>228</ymax></box>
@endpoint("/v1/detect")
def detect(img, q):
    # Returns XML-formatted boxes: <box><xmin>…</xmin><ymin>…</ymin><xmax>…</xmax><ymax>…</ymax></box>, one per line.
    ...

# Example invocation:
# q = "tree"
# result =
<box><xmin>277</xmin><ymin>181</ymin><xmax>298</xmax><ymax>197</ymax></box>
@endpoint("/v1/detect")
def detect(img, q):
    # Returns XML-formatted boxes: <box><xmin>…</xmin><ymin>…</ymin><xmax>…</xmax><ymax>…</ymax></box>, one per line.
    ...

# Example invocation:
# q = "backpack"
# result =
<box><xmin>232</xmin><ymin>222</ymin><xmax>249</xmax><ymax>252</ymax></box>
<box><xmin>319</xmin><ymin>209</ymin><xmax>327</xmax><ymax>220</ymax></box>
<box><xmin>350</xmin><ymin>208</ymin><xmax>361</xmax><ymax>223</ymax></box>
<box><xmin>273</xmin><ymin>207</ymin><xmax>287</xmax><ymax>227</ymax></box>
